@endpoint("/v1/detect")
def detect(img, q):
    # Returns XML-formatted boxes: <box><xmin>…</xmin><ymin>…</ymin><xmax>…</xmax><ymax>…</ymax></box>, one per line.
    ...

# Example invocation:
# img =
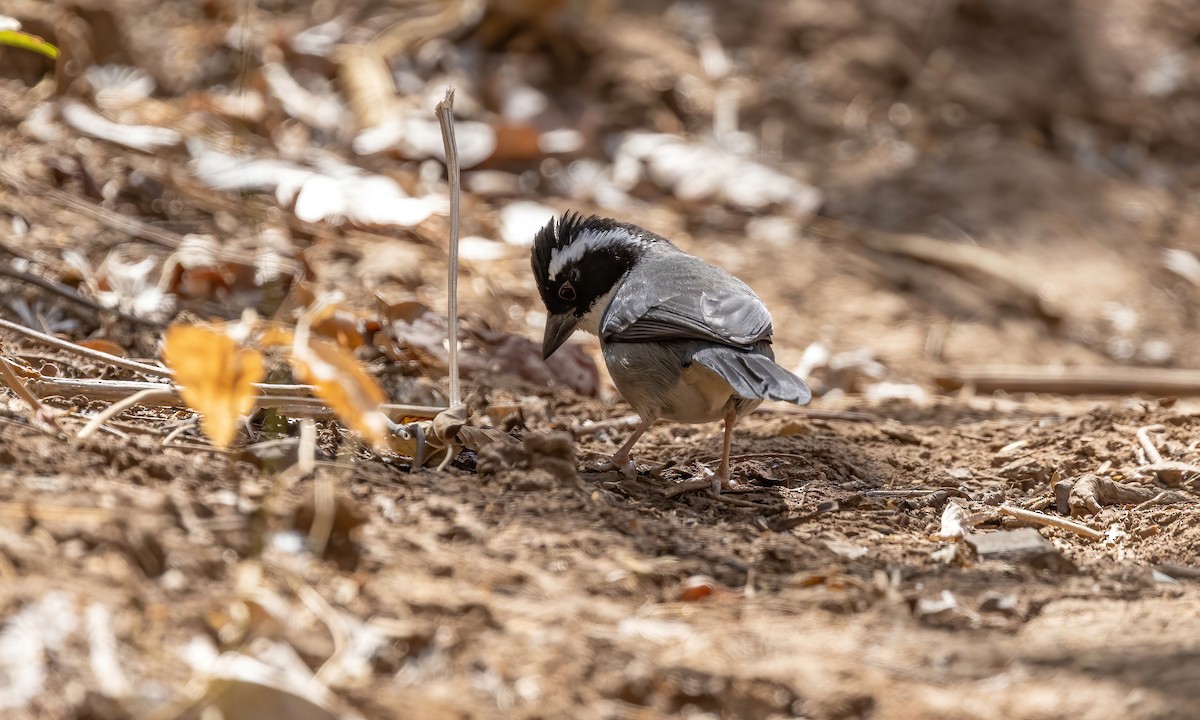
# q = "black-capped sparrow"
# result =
<box><xmin>532</xmin><ymin>212</ymin><xmax>811</xmax><ymax>493</ymax></box>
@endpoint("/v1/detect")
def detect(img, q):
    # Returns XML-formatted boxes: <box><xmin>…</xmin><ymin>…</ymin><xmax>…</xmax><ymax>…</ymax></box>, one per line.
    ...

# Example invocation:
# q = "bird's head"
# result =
<box><xmin>530</xmin><ymin>212</ymin><xmax>659</xmax><ymax>359</ymax></box>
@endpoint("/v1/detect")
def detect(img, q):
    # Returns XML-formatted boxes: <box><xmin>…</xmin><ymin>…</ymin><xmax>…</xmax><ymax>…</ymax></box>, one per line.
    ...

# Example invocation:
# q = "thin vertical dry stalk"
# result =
<box><xmin>435</xmin><ymin>87</ymin><xmax>461</xmax><ymax>406</ymax></box>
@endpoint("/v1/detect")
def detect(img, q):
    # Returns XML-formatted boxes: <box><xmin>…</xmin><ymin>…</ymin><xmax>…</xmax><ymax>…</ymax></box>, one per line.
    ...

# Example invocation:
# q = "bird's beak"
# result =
<box><xmin>542</xmin><ymin>312</ymin><xmax>578</xmax><ymax>359</ymax></box>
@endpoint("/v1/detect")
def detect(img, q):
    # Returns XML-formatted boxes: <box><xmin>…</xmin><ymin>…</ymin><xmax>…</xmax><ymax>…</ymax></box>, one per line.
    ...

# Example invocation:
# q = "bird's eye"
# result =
<box><xmin>558</xmin><ymin>281</ymin><xmax>576</xmax><ymax>301</ymax></box>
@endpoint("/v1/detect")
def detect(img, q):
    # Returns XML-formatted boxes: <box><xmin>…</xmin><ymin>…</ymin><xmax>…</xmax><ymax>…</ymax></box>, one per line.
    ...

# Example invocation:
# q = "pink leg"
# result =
<box><xmin>712</xmin><ymin>409</ymin><xmax>737</xmax><ymax>494</ymax></box>
<box><xmin>610</xmin><ymin>420</ymin><xmax>652</xmax><ymax>479</ymax></box>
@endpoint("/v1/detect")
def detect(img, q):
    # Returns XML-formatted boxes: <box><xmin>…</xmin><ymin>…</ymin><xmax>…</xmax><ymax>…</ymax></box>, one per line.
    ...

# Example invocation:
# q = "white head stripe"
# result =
<box><xmin>547</xmin><ymin>228</ymin><xmax>631</xmax><ymax>278</ymax></box>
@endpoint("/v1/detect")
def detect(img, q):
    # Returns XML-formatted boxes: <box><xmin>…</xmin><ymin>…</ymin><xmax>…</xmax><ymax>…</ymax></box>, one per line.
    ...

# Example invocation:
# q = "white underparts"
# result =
<box><xmin>575</xmin><ymin>286</ymin><xmax>618</xmax><ymax>337</ymax></box>
<box><xmin>661</xmin><ymin>363</ymin><xmax>738</xmax><ymax>424</ymax></box>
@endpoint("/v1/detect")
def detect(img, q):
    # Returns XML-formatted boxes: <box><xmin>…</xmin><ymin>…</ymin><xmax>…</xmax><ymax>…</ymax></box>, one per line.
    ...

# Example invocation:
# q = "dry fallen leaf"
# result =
<box><xmin>677</xmin><ymin>575</ymin><xmax>724</xmax><ymax>602</ymax></box>
<box><xmin>930</xmin><ymin>500</ymin><xmax>987</xmax><ymax>542</ymax></box>
<box><xmin>76</xmin><ymin>339</ymin><xmax>127</xmax><ymax>357</ymax></box>
<box><xmin>164</xmin><ymin>324</ymin><xmax>265</xmax><ymax>448</ymax></box>
<box><xmin>291</xmin><ymin>333</ymin><xmax>388</xmax><ymax>449</ymax></box>
<box><xmin>309</xmin><ymin>302</ymin><xmax>370</xmax><ymax>351</ymax></box>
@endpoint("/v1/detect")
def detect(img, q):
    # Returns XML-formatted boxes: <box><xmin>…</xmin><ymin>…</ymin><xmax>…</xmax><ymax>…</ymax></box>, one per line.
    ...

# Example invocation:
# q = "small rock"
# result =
<box><xmin>1053</xmin><ymin>478</ymin><xmax>1074</xmax><ymax>515</ymax></box>
<box><xmin>966</xmin><ymin>528</ymin><xmax>1076</xmax><ymax>573</ymax></box>
<box><xmin>996</xmin><ymin>457</ymin><xmax>1053</xmax><ymax>487</ymax></box>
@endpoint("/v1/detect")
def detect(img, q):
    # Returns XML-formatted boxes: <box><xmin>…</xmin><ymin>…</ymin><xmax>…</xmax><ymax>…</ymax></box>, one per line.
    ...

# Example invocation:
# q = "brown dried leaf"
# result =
<box><xmin>309</xmin><ymin>304</ymin><xmax>366</xmax><ymax>351</ymax></box>
<box><xmin>163</xmin><ymin>324</ymin><xmax>264</xmax><ymax>448</ymax></box>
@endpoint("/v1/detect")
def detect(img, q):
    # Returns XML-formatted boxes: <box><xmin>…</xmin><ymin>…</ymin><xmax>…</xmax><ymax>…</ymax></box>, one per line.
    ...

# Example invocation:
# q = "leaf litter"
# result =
<box><xmin>0</xmin><ymin>1</ymin><xmax>1199</xmax><ymax>719</ymax></box>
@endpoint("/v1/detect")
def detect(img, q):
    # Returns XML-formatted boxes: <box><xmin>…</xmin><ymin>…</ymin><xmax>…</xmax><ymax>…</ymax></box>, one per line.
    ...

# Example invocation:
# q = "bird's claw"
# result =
<box><xmin>700</xmin><ymin>465</ymin><xmax>737</xmax><ymax>495</ymax></box>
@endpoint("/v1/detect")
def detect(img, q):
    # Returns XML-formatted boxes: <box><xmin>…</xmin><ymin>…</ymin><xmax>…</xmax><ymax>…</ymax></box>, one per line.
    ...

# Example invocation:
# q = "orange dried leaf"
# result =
<box><xmin>163</xmin><ymin>324</ymin><xmax>265</xmax><ymax>448</ymax></box>
<box><xmin>291</xmin><ymin>335</ymin><xmax>388</xmax><ymax>449</ymax></box>
<box><xmin>259</xmin><ymin>327</ymin><xmax>295</xmax><ymax>347</ymax></box>
<box><xmin>677</xmin><ymin>575</ymin><xmax>720</xmax><ymax>602</ymax></box>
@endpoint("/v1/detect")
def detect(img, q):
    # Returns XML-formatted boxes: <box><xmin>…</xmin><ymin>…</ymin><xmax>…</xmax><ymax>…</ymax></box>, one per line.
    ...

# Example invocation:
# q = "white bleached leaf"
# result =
<box><xmin>342</xmin><ymin>175</ymin><xmax>438</xmax><ymax>226</ymax></box>
<box><xmin>60</xmin><ymin>99</ymin><xmax>181</xmax><ymax>152</ymax></box>
<box><xmin>1163</xmin><ymin>248</ymin><xmax>1200</xmax><ymax>286</ymax></box>
<box><xmin>0</xmin><ymin>592</ymin><xmax>79</xmax><ymax>711</ymax></box>
<box><xmin>916</xmin><ymin>590</ymin><xmax>959</xmax><ymax>616</ymax></box>
<box><xmin>865</xmin><ymin>382</ymin><xmax>929</xmax><ymax>403</ymax></box>
<box><xmin>617</xmin><ymin>618</ymin><xmax>693</xmax><ymax>643</ymax></box>
<box><xmin>190</xmin><ymin>141</ymin><xmax>314</xmax><ymax>193</ymax></box>
<box><xmin>290</xmin><ymin>17</ymin><xmax>347</xmax><ymax>57</ymax></box>
<box><xmin>538</xmin><ymin>128</ymin><xmax>584</xmax><ymax>154</ymax></box>
<box><xmin>459</xmin><ymin>236</ymin><xmax>510</xmax><ymax>262</ymax></box>
<box><xmin>499</xmin><ymin>201</ymin><xmax>557</xmax><ymax>246</ymax></box>
<box><xmin>19</xmin><ymin>102</ymin><xmax>66</xmax><ymax>144</ymax></box>
<box><xmin>932</xmin><ymin>500</ymin><xmax>982</xmax><ymax>542</ymax></box>
<box><xmin>292</xmin><ymin>175</ymin><xmax>345</xmax><ymax>223</ymax></box>
<box><xmin>353</xmin><ymin>115</ymin><xmax>496</xmax><ymax>168</ymax></box>
<box><xmin>86</xmin><ymin>65</ymin><xmax>155</xmax><ymax>111</ymax></box>
<box><xmin>823</xmin><ymin>538</ymin><xmax>869</xmax><ymax>560</ymax></box>
<box><xmin>614</xmin><ymin>131</ymin><xmax>822</xmax><ymax>214</ymax></box>
<box><xmin>86</xmin><ymin>603</ymin><xmax>130</xmax><ymax>699</ymax></box>
<box><xmin>189</xmin><ymin>143</ymin><xmax>437</xmax><ymax>227</ymax></box>
<box><xmin>261</xmin><ymin>62</ymin><xmax>346</xmax><ymax>131</ymax></box>
<box><xmin>95</xmin><ymin>246</ymin><xmax>173</xmax><ymax>318</ymax></box>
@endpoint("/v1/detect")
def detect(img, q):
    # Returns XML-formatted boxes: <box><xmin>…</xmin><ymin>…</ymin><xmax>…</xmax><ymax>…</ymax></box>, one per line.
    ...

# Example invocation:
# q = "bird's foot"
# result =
<box><xmin>595</xmin><ymin>454</ymin><xmax>638</xmax><ymax>479</ymax></box>
<box><xmin>703</xmin><ymin>465</ymin><xmax>745</xmax><ymax>495</ymax></box>
<box><xmin>711</xmin><ymin>473</ymin><xmax>745</xmax><ymax>495</ymax></box>
<box><xmin>696</xmin><ymin>466</ymin><xmax>726</xmax><ymax>495</ymax></box>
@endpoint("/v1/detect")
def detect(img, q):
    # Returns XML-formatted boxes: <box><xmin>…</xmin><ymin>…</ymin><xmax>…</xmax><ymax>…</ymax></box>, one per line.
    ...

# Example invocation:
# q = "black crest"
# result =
<box><xmin>531</xmin><ymin>213</ymin><xmax>609</xmax><ymax>278</ymax></box>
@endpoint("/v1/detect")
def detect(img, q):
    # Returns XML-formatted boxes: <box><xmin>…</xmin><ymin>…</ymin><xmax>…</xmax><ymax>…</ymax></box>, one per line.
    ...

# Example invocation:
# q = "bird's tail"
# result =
<box><xmin>691</xmin><ymin>347</ymin><xmax>812</xmax><ymax>405</ymax></box>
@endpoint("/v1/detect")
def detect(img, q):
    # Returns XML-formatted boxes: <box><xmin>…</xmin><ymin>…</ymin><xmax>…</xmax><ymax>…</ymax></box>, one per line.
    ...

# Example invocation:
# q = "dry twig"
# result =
<box><xmin>0</xmin><ymin>355</ymin><xmax>58</xmax><ymax>430</ymax></box>
<box><xmin>1136</xmin><ymin>424</ymin><xmax>1166</xmax><ymax>464</ymax></box>
<box><xmin>1131</xmin><ymin>460</ymin><xmax>1200</xmax><ymax>485</ymax></box>
<box><xmin>77</xmin><ymin>388</ymin><xmax>173</xmax><ymax>439</ymax></box>
<box><xmin>935</xmin><ymin>365</ymin><xmax>1200</xmax><ymax>396</ymax></box>
<box><xmin>1132</xmin><ymin>491</ymin><xmax>1177</xmax><ymax>512</ymax></box>
<box><xmin>29</xmin><ymin>376</ymin><xmax>445</xmax><ymax>444</ymax></box>
<box><xmin>0</xmin><ymin>317</ymin><xmax>173</xmax><ymax>377</ymax></box>
<box><xmin>998</xmin><ymin>503</ymin><xmax>1104</xmax><ymax>541</ymax></box>
<box><xmin>435</xmin><ymin>87</ymin><xmax>462</xmax><ymax>407</ymax></box>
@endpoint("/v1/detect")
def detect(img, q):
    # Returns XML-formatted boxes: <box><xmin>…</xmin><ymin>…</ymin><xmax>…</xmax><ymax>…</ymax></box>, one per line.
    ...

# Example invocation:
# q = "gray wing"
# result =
<box><xmin>600</xmin><ymin>249</ymin><xmax>773</xmax><ymax>349</ymax></box>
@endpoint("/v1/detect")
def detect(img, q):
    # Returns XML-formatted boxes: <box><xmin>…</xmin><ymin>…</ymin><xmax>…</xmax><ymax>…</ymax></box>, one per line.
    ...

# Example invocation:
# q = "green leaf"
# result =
<box><xmin>0</xmin><ymin>30</ymin><xmax>60</xmax><ymax>60</ymax></box>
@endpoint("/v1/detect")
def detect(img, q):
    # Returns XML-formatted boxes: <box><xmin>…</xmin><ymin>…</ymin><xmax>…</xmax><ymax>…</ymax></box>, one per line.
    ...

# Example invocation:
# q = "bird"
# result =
<box><xmin>531</xmin><ymin>212</ymin><xmax>812</xmax><ymax>494</ymax></box>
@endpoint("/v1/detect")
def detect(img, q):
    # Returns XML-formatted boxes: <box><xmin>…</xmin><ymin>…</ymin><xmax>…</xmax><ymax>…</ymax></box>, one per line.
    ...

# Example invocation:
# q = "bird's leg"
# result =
<box><xmin>609</xmin><ymin>420</ymin><xmax>651</xmax><ymax>479</ymax></box>
<box><xmin>712</xmin><ymin>409</ymin><xmax>737</xmax><ymax>494</ymax></box>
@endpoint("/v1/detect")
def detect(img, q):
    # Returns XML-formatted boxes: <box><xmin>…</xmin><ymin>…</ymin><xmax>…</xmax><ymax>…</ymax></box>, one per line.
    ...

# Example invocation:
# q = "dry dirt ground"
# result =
<box><xmin>1</xmin><ymin>1</ymin><xmax>1200</xmax><ymax>719</ymax></box>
